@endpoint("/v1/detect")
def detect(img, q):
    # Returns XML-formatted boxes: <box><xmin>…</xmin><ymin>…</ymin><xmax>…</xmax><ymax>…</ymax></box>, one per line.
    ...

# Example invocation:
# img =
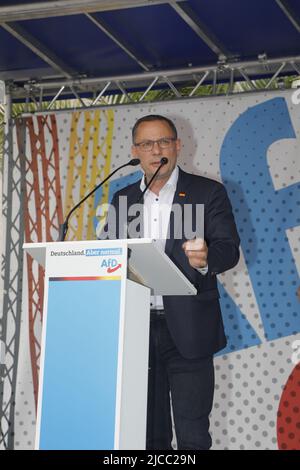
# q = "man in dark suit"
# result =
<box><xmin>105</xmin><ymin>114</ymin><xmax>240</xmax><ymax>450</ymax></box>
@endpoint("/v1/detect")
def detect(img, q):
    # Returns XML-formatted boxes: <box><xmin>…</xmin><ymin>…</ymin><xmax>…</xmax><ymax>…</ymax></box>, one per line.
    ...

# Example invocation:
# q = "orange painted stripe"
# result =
<box><xmin>49</xmin><ymin>276</ymin><xmax>121</xmax><ymax>281</ymax></box>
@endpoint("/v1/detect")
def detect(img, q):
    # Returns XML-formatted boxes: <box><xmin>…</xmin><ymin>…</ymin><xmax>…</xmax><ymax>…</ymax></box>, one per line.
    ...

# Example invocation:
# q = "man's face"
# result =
<box><xmin>131</xmin><ymin>120</ymin><xmax>181</xmax><ymax>182</ymax></box>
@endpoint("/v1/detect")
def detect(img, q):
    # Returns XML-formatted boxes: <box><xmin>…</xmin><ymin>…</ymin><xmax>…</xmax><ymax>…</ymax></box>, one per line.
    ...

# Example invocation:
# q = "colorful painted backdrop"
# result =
<box><xmin>1</xmin><ymin>89</ymin><xmax>300</xmax><ymax>449</ymax></box>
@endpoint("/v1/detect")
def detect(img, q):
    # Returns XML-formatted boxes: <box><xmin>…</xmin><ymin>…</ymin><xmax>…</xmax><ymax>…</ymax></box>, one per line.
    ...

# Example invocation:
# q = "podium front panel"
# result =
<box><xmin>35</xmin><ymin>242</ymin><xmax>128</xmax><ymax>450</ymax></box>
<box><xmin>23</xmin><ymin>238</ymin><xmax>189</xmax><ymax>449</ymax></box>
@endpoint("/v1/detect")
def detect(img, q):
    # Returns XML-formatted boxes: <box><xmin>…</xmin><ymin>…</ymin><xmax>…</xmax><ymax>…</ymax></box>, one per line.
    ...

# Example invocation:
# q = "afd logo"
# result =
<box><xmin>101</xmin><ymin>258</ymin><xmax>122</xmax><ymax>274</ymax></box>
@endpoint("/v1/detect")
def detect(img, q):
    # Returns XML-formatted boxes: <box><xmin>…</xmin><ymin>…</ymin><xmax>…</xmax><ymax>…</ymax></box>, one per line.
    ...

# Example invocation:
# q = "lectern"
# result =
<box><xmin>23</xmin><ymin>238</ymin><xmax>197</xmax><ymax>450</ymax></box>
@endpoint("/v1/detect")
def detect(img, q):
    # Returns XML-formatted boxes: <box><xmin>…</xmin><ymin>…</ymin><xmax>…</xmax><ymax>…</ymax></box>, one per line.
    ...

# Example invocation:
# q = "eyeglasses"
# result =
<box><xmin>133</xmin><ymin>137</ymin><xmax>176</xmax><ymax>152</ymax></box>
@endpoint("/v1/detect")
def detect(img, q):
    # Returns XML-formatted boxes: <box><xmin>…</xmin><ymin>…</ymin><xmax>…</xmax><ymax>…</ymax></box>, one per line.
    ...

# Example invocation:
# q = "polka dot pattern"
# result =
<box><xmin>4</xmin><ymin>89</ymin><xmax>300</xmax><ymax>450</ymax></box>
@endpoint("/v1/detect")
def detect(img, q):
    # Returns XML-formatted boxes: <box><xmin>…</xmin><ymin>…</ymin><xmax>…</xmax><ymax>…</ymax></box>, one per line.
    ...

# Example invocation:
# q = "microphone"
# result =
<box><xmin>58</xmin><ymin>158</ymin><xmax>140</xmax><ymax>241</ymax></box>
<box><xmin>127</xmin><ymin>157</ymin><xmax>168</xmax><ymax>238</ymax></box>
<box><xmin>136</xmin><ymin>157</ymin><xmax>168</xmax><ymax>205</ymax></box>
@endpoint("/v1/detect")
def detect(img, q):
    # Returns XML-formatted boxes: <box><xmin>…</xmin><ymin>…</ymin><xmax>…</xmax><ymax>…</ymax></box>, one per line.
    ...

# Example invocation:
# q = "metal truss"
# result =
<box><xmin>85</xmin><ymin>13</ymin><xmax>150</xmax><ymax>72</ymax></box>
<box><xmin>9</xmin><ymin>54</ymin><xmax>300</xmax><ymax>113</ymax></box>
<box><xmin>0</xmin><ymin>1</ymin><xmax>182</xmax><ymax>82</ymax></box>
<box><xmin>0</xmin><ymin>91</ymin><xmax>25</xmax><ymax>450</ymax></box>
<box><xmin>1</xmin><ymin>1</ymin><xmax>299</xmax><ymax>109</ymax></box>
<box><xmin>275</xmin><ymin>0</ymin><xmax>300</xmax><ymax>34</ymax></box>
<box><xmin>15</xmin><ymin>115</ymin><xmax>64</xmax><ymax>410</ymax></box>
<box><xmin>170</xmin><ymin>1</ymin><xmax>232</xmax><ymax>60</ymax></box>
<box><xmin>1</xmin><ymin>23</ymin><xmax>75</xmax><ymax>79</ymax></box>
<box><xmin>0</xmin><ymin>0</ymin><xmax>185</xmax><ymax>22</ymax></box>
<box><xmin>0</xmin><ymin>94</ymin><xmax>64</xmax><ymax>449</ymax></box>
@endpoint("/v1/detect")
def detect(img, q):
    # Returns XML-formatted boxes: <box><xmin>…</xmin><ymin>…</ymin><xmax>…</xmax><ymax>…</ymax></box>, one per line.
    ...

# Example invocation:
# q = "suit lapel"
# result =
<box><xmin>126</xmin><ymin>182</ymin><xmax>144</xmax><ymax>238</ymax></box>
<box><xmin>165</xmin><ymin>168</ymin><xmax>190</xmax><ymax>256</ymax></box>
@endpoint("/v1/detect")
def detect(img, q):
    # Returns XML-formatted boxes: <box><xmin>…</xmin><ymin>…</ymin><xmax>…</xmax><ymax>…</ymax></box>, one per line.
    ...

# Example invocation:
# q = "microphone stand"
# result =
<box><xmin>127</xmin><ymin>157</ymin><xmax>168</xmax><ymax>239</ymax></box>
<box><xmin>136</xmin><ymin>157</ymin><xmax>168</xmax><ymax>206</ymax></box>
<box><xmin>58</xmin><ymin>158</ymin><xmax>140</xmax><ymax>241</ymax></box>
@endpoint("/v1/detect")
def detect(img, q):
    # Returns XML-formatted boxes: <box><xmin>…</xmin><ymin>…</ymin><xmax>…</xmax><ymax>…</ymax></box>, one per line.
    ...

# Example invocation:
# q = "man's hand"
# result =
<box><xmin>182</xmin><ymin>238</ymin><xmax>208</xmax><ymax>269</ymax></box>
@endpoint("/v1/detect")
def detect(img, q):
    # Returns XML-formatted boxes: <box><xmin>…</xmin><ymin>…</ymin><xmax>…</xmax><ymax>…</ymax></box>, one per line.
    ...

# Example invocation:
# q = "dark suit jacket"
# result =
<box><xmin>105</xmin><ymin>167</ymin><xmax>240</xmax><ymax>359</ymax></box>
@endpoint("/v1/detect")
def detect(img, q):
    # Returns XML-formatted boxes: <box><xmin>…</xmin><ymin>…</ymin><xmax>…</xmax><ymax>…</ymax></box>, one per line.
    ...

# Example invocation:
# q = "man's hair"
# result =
<box><xmin>132</xmin><ymin>114</ymin><xmax>178</xmax><ymax>142</ymax></box>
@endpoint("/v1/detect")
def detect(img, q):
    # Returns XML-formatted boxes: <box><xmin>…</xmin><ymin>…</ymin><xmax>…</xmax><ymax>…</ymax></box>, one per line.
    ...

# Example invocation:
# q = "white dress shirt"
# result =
<box><xmin>140</xmin><ymin>165</ymin><xmax>207</xmax><ymax>310</ymax></box>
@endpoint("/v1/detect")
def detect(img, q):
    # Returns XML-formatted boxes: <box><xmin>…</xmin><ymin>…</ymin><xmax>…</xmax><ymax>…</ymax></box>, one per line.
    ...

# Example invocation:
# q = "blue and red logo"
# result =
<box><xmin>101</xmin><ymin>258</ymin><xmax>122</xmax><ymax>273</ymax></box>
